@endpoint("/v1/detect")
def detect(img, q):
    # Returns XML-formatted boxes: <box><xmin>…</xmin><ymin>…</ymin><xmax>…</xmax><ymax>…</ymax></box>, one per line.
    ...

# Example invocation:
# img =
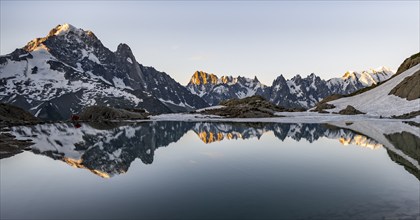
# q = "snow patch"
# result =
<box><xmin>196</xmin><ymin>105</ymin><xmax>225</xmax><ymax>112</ymax></box>
<box><xmin>54</xmin><ymin>23</ymin><xmax>83</xmax><ymax>36</ymax></box>
<box><xmin>113</xmin><ymin>77</ymin><xmax>133</xmax><ymax>91</ymax></box>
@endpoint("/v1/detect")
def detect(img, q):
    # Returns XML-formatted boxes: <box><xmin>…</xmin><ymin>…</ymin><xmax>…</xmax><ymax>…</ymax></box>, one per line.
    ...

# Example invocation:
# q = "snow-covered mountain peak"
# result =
<box><xmin>50</xmin><ymin>23</ymin><xmax>82</xmax><ymax>36</ymax></box>
<box><xmin>0</xmin><ymin>24</ymin><xmax>209</xmax><ymax>119</ymax></box>
<box><xmin>48</xmin><ymin>23</ymin><xmax>97</xmax><ymax>39</ymax></box>
<box><xmin>373</xmin><ymin>66</ymin><xmax>391</xmax><ymax>72</ymax></box>
<box><xmin>23</xmin><ymin>23</ymin><xmax>100</xmax><ymax>54</ymax></box>
<box><xmin>342</xmin><ymin>71</ymin><xmax>357</xmax><ymax>80</ymax></box>
<box><xmin>341</xmin><ymin>67</ymin><xmax>393</xmax><ymax>79</ymax></box>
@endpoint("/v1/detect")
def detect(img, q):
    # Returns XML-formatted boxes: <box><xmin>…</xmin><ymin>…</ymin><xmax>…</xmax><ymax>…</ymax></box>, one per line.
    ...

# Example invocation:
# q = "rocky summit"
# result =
<box><xmin>186</xmin><ymin>68</ymin><xmax>394</xmax><ymax>109</ymax></box>
<box><xmin>0</xmin><ymin>23</ymin><xmax>208</xmax><ymax>120</ymax></box>
<box><xmin>187</xmin><ymin>71</ymin><xmax>266</xmax><ymax>106</ymax></box>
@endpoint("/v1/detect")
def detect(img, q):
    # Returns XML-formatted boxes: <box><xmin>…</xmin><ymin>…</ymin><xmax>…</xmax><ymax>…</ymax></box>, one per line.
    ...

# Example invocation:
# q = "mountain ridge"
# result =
<box><xmin>0</xmin><ymin>23</ymin><xmax>400</xmax><ymax>119</ymax></box>
<box><xmin>186</xmin><ymin>67</ymin><xmax>394</xmax><ymax>108</ymax></box>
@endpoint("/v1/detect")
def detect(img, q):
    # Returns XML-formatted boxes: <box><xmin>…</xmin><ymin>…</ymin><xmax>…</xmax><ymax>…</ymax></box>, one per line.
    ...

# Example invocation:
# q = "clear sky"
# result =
<box><xmin>1</xmin><ymin>1</ymin><xmax>419</xmax><ymax>85</ymax></box>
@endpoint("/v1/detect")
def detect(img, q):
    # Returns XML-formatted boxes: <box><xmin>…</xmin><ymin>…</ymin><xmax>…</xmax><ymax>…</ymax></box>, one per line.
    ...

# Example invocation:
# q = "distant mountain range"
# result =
<box><xmin>0</xmin><ymin>23</ymin><xmax>395</xmax><ymax>120</ymax></box>
<box><xmin>186</xmin><ymin>67</ymin><xmax>394</xmax><ymax>108</ymax></box>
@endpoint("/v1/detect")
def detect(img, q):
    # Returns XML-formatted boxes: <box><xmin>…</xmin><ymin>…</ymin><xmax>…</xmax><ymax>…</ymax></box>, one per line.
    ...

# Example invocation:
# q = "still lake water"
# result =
<box><xmin>1</xmin><ymin>121</ymin><xmax>419</xmax><ymax>219</ymax></box>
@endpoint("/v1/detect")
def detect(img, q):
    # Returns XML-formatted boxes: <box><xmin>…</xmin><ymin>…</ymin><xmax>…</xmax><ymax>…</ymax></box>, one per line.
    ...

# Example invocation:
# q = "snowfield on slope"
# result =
<box><xmin>326</xmin><ymin>64</ymin><xmax>420</xmax><ymax>117</ymax></box>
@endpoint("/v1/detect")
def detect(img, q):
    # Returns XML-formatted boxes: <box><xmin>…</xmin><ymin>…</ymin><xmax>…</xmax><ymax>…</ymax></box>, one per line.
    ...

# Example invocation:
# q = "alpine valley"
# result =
<box><xmin>0</xmin><ymin>23</ymin><xmax>396</xmax><ymax>120</ymax></box>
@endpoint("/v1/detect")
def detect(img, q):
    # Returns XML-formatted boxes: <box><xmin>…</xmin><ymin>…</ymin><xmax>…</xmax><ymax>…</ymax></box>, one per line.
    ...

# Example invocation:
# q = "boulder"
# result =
<box><xmin>337</xmin><ymin>105</ymin><xmax>365</xmax><ymax>115</ymax></box>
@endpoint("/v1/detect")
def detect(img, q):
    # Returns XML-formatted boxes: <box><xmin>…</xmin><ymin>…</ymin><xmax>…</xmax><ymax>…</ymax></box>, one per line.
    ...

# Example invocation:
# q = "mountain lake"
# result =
<box><xmin>1</xmin><ymin>121</ymin><xmax>419</xmax><ymax>219</ymax></box>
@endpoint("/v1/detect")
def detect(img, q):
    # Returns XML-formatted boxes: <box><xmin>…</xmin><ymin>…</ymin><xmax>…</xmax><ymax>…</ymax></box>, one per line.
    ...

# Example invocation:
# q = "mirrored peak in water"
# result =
<box><xmin>193</xmin><ymin>122</ymin><xmax>383</xmax><ymax>149</ymax></box>
<box><xmin>7</xmin><ymin>121</ymin><xmax>419</xmax><ymax>179</ymax></box>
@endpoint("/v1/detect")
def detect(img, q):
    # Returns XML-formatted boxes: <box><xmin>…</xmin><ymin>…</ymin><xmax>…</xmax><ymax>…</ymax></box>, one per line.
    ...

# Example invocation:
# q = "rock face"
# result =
<box><xmin>186</xmin><ymin>68</ymin><xmax>394</xmax><ymax>109</ymax></box>
<box><xmin>187</xmin><ymin>71</ymin><xmax>266</xmax><ymax>106</ymax></box>
<box><xmin>337</xmin><ymin>105</ymin><xmax>365</xmax><ymax>115</ymax></box>
<box><xmin>389</xmin><ymin>52</ymin><xmax>420</xmax><ymax>101</ymax></box>
<box><xmin>395</xmin><ymin>52</ymin><xmax>420</xmax><ymax>75</ymax></box>
<box><xmin>389</xmin><ymin>69</ymin><xmax>420</xmax><ymax>100</ymax></box>
<box><xmin>79</xmin><ymin>106</ymin><xmax>148</xmax><ymax>121</ymax></box>
<box><xmin>0</xmin><ymin>23</ymin><xmax>208</xmax><ymax>120</ymax></box>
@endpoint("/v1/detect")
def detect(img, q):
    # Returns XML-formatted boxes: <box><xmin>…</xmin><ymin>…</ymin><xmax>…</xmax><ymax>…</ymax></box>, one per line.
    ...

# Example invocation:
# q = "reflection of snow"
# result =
<box><xmin>150</xmin><ymin>111</ymin><xmax>420</xmax><ymax>124</ymax></box>
<box><xmin>331</xmin><ymin>120</ymin><xmax>419</xmax><ymax>170</ymax></box>
<box><xmin>8</xmin><ymin>120</ymin><xmax>419</xmax><ymax>179</ymax></box>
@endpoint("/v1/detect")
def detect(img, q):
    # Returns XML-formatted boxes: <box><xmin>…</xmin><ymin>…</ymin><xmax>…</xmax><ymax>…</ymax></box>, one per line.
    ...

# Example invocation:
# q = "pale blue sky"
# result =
<box><xmin>1</xmin><ymin>1</ymin><xmax>419</xmax><ymax>85</ymax></box>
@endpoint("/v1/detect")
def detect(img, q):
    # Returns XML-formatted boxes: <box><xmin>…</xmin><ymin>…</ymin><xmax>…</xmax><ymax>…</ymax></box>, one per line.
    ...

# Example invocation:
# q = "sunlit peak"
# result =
<box><xmin>53</xmin><ymin>23</ymin><xmax>84</xmax><ymax>36</ymax></box>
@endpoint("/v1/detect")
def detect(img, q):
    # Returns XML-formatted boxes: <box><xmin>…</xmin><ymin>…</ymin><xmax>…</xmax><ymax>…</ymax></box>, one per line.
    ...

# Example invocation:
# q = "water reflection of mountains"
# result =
<box><xmin>7</xmin><ymin>121</ymin><xmax>419</xmax><ymax>179</ymax></box>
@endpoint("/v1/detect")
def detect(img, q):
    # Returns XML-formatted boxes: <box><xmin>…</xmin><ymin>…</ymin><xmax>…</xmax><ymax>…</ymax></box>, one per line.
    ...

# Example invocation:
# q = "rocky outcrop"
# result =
<box><xmin>201</xmin><ymin>95</ymin><xmax>302</xmax><ymax>118</ymax></box>
<box><xmin>389</xmin><ymin>70</ymin><xmax>420</xmax><ymax>100</ymax></box>
<box><xmin>392</xmin><ymin>110</ymin><xmax>420</xmax><ymax>119</ymax></box>
<box><xmin>79</xmin><ymin>106</ymin><xmax>148</xmax><ymax>121</ymax></box>
<box><xmin>337</xmin><ymin>105</ymin><xmax>365</xmax><ymax>115</ymax></box>
<box><xmin>395</xmin><ymin>52</ymin><xmax>420</xmax><ymax>75</ymax></box>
